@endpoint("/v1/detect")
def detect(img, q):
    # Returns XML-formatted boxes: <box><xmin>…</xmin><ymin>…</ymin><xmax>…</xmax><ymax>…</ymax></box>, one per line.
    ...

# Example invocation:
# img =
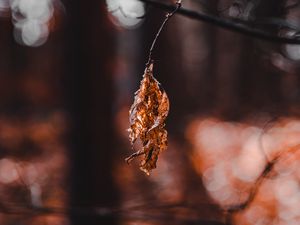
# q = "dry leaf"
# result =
<box><xmin>126</xmin><ymin>63</ymin><xmax>169</xmax><ymax>175</ymax></box>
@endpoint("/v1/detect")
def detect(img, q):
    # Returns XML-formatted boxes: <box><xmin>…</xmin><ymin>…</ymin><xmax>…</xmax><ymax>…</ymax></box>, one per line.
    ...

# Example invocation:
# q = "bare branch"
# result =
<box><xmin>139</xmin><ymin>0</ymin><xmax>300</xmax><ymax>44</ymax></box>
<box><xmin>224</xmin><ymin>143</ymin><xmax>300</xmax><ymax>223</ymax></box>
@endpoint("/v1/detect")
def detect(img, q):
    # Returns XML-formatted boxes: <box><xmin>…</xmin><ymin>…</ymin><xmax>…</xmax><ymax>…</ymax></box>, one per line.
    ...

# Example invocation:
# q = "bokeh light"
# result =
<box><xmin>0</xmin><ymin>0</ymin><xmax>9</xmax><ymax>16</ymax></box>
<box><xmin>0</xmin><ymin>0</ymin><xmax>62</xmax><ymax>47</ymax></box>
<box><xmin>106</xmin><ymin>0</ymin><xmax>145</xmax><ymax>28</ymax></box>
<box><xmin>187</xmin><ymin>117</ymin><xmax>300</xmax><ymax>224</ymax></box>
<box><xmin>285</xmin><ymin>44</ymin><xmax>300</xmax><ymax>61</ymax></box>
<box><xmin>11</xmin><ymin>0</ymin><xmax>54</xmax><ymax>46</ymax></box>
<box><xmin>0</xmin><ymin>111</ymin><xmax>69</xmax><ymax>224</ymax></box>
<box><xmin>0</xmin><ymin>158</ymin><xmax>18</xmax><ymax>184</ymax></box>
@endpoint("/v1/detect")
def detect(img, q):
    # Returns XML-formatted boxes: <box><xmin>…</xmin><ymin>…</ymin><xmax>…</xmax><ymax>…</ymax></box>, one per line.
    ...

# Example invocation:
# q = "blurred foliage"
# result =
<box><xmin>1</xmin><ymin>0</ymin><xmax>300</xmax><ymax>225</ymax></box>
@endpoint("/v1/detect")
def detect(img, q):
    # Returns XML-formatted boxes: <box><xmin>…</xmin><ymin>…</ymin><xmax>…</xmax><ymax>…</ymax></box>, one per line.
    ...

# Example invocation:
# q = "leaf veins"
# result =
<box><xmin>126</xmin><ymin>63</ymin><xmax>169</xmax><ymax>175</ymax></box>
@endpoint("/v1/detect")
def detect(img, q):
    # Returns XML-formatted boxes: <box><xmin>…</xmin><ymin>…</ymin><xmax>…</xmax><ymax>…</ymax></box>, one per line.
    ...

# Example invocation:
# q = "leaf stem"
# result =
<box><xmin>146</xmin><ymin>0</ymin><xmax>182</xmax><ymax>67</ymax></box>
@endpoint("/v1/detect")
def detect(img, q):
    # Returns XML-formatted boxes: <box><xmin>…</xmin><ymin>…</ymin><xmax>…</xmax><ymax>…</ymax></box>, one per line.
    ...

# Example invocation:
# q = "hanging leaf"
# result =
<box><xmin>126</xmin><ymin>63</ymin><xmax>169</xmax><ymax>175</ymax></box>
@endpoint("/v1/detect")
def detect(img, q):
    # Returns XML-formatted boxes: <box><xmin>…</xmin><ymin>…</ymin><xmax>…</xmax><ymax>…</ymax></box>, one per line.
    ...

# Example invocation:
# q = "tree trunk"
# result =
<box><xmin>63</xmin><ymin>1</ymin><xmax>119</xmax><ymax>225</ymax></box>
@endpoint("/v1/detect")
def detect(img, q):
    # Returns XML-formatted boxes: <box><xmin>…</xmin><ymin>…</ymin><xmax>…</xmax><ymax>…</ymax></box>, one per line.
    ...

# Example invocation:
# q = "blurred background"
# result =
<box><xmin>1</xmin><ymin>0</ymin><xmax>300</xmax><ymax>225</ymax></box>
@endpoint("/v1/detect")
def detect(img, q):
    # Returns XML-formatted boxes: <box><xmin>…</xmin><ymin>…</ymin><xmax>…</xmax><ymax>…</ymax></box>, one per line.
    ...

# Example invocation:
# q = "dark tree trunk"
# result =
<box><xmin>63</xmin><ymin>1</ymin><xmax>119</xmax><ymax>225</ymax></box>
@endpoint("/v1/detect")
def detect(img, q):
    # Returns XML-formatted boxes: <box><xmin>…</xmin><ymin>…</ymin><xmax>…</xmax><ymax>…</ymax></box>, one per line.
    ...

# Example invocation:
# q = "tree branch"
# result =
<box><xmin>224</xmin><ymin>143</ymin><xmax>300</xmax><ymax>223</ymax></box>
<box><xmin>139</xmin><ymin>0</ymin><xmax>300</xmax><ymax>44</ymax></box>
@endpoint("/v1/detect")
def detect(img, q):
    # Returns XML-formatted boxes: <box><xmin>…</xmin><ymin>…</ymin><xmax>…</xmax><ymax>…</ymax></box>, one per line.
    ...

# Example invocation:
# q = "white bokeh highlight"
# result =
<box><xmin>106</xmin><ymin>0</ymin><xmax>145</xmax><ymax>28</ymax></box>
<box><xmin>0</xmin><ymin>0</ymin><xmax>61</xmax><ymax>47</ymax></box>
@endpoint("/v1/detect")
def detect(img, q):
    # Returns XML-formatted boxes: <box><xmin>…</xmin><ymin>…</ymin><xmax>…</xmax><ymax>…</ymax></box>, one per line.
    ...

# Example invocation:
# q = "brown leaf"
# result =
<box><xmin>126</xmin><ymin>63</ymin><xmax>169</xmax><ymax>175</ymax></box>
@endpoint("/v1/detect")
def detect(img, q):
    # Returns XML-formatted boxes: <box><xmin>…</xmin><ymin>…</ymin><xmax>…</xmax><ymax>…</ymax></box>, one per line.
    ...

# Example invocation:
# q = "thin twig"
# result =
<box><xmin>224</xmin><ymin>143</ymin><xmax>300</xmax><ymax>223</ymax></box>
<box><xmin>140</xmin><ymin>0</ymin><xmax>300</xmax><ymax>44</ymax></box>
<box><xmin>224</xmin><ymin>157</ymin><xmax>277</xmax><ymax>224</ymax></box>
<box><xmin>258</xmin><ymin>117</ymin><xmax>278</xmax><ymax>162</ymax></box>
<box><xmin>146</xmin><ymin>0</ymin><xmax>182</xmax><ymax>66</ymax></box>
<box><xmin>226</xmin><ymin>157</ymin><xmax>278</xmax><ymax>212</ymax></box>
